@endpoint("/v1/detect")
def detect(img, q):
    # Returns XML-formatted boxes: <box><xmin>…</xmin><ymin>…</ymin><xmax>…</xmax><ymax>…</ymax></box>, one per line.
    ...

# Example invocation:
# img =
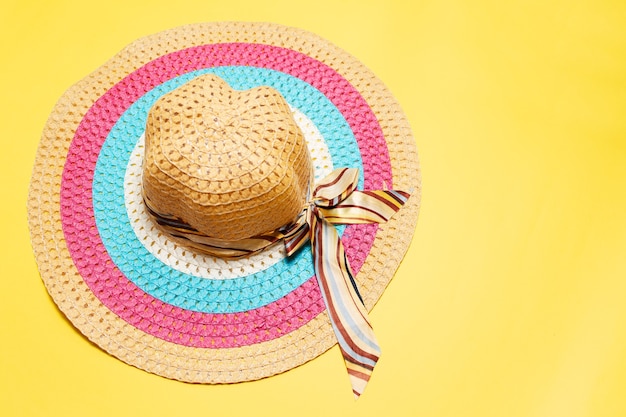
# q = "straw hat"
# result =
<box><xmin>28</xmin><ymin>22</ymin><xmax>421</xmax><ymax>397</ymax></box>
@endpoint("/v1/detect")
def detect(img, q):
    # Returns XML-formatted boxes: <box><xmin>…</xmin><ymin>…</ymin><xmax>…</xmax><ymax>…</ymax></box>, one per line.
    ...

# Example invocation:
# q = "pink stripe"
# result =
<box><xmin>60</xmin><ymin>42</ymin><xmax>392</xmax><ymax>348</ymax></box>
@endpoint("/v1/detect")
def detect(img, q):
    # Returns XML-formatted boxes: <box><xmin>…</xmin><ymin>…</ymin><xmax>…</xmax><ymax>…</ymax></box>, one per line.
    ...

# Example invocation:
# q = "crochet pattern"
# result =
<box><xmin>28</xmin><ymin>22</ymin><xmax>421</xmax><ymax>384</ymax></box>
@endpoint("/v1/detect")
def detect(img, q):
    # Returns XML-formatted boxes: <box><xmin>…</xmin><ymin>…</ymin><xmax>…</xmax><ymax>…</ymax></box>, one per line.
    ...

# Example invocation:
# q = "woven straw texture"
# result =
<box><xmin>143</xmin><ymin>73</ymin><xmax>311</xmax><ymax>240</ymax></box>
<box><xmin>28</xmin><ymin>22</ymin><xmax>421</xmax><ymax>383</ymax></box>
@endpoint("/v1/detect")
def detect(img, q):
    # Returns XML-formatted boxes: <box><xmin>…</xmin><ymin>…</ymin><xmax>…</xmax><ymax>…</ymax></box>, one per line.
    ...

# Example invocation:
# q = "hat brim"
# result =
<box><xmin>28</xmin><ymin>22</ymin><xmax>421</xmax><ymax>383</ymax></box>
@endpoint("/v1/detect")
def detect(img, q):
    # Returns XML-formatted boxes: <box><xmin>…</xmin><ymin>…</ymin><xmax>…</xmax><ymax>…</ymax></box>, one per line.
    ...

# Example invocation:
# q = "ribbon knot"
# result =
<box><xmin>283</xmin><ymin>168</ymin><xmax>410</xmax><ymax>398</ymax></box>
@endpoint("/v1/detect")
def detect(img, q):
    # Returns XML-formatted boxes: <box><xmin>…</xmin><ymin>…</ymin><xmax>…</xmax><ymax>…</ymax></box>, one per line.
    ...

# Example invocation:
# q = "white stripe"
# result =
<box><xmin>123</xmin><ymin>108</ymin><xmax>333</xmax><ymax>279</ymax></box>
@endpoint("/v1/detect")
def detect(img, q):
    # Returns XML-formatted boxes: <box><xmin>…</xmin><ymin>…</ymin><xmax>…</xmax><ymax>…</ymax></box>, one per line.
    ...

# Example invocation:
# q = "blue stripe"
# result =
<box><xmin>93</xmin><ymin>66</ymin><xmax>364</xmax><ymax>313</ymax></box>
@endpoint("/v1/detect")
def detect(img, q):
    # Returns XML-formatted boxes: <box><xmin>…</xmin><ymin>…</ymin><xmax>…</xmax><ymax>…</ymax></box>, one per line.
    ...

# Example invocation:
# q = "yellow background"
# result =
<box><xmin>2</xmin><ymin>1</ymin><xmax>626</xmax><ymax>416</ymax></box>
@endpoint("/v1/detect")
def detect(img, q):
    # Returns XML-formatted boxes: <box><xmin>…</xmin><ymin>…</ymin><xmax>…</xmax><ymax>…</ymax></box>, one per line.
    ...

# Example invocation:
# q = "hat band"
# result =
<box><xmin>143</xmin><ymin>191</ymin><xmax>285</xmax><ymax>258</ymax></box>
<box><xmin>143</xmin><ymin>167</ymin><xmax>410</xmax><ymax>398</ymax></box>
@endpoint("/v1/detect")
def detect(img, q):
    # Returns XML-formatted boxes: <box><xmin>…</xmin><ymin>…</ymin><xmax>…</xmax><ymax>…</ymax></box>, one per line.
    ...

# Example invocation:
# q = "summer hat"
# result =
<box><xmin>28</xmin><ymin>22</ymin><xmax>421</xmax><ymax>398</ymax></box>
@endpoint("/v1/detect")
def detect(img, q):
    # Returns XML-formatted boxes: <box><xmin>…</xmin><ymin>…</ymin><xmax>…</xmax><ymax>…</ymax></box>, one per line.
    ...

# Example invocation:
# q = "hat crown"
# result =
<box><xmin>142</xmin><ymin>74</ymin><xmax>312</xmax><ymax>241</ymax></box>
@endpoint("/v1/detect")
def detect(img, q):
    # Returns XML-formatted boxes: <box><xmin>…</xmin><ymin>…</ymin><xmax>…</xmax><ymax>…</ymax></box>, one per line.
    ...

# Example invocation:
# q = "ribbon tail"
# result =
<box><xmin>310</xmin><ymin>208</ymin><xmax>381</xmax><ymax>399</ymax></box>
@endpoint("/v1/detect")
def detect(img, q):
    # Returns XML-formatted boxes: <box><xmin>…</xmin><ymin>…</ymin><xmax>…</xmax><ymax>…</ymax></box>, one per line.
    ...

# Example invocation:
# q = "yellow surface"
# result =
<box><xmin>1</xmin><ymin>0</ymin><xmax>625</xmax><ymax>416</ymax></box>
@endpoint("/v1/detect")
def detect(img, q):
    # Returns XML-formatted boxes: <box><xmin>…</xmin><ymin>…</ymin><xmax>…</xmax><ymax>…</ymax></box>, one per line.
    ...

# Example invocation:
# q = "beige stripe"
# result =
<box><xmin>28</xmin><ymin>22</ymin><xmax>421</xmax><ymax>384</ymax></box>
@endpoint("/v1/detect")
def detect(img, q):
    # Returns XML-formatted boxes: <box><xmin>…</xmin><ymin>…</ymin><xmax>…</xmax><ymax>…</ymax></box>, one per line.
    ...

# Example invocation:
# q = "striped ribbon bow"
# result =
<box><xmin>282</xmin><ymin>168</ymin><xmax>410</xmax><ymax>398</ymax></box>
<box><xmin>144</xmin><ymin>167</ymin><xmax>409</xmax><ymax>397</ymax></box>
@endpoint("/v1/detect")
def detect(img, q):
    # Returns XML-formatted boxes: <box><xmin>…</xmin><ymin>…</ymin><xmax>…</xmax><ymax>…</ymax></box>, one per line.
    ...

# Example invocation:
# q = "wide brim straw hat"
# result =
<box><xmin>28</xmin><ymin>22</ymin><xmax>421</xmax><ymax>394</ymax></box>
